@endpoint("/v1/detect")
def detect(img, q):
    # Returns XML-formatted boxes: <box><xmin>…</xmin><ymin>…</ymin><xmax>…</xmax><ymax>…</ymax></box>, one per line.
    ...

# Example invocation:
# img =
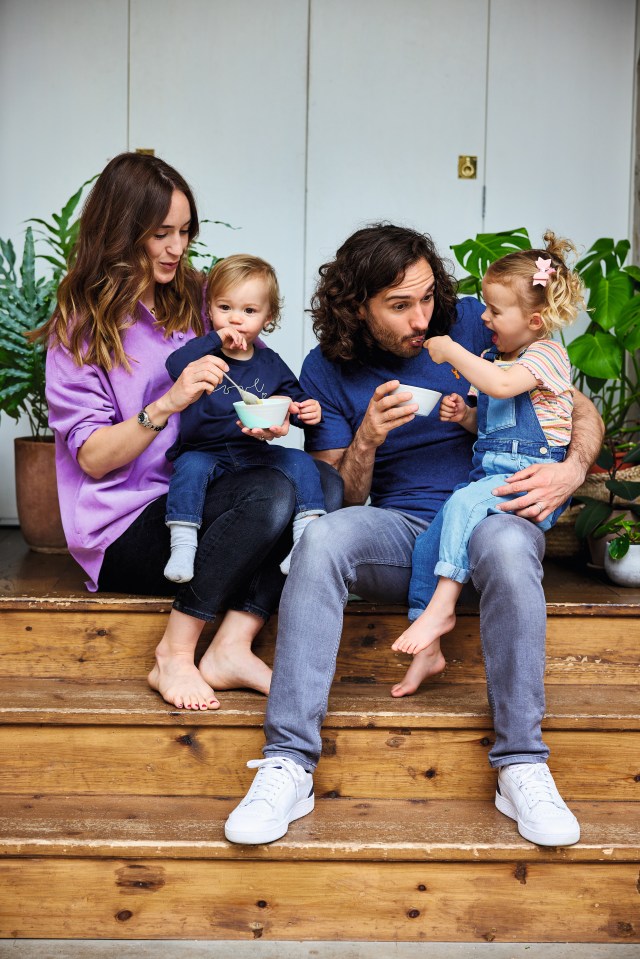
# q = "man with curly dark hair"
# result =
<box><xmin>225</xmin><ymin>222</ymin><xmax>603</xmax><ymax>849</ymax></box>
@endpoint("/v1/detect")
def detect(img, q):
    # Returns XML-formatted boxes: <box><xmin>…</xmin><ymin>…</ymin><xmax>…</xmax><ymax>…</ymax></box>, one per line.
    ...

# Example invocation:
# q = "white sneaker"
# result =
<box><xmin>225</xmin><ymin>756</ymin><xmax>315</xmax><ymax>845</ymax></box>
<box><xmin>495</xmin><ymin>762</ymin><xmax>580</xmax><ymax>846</ymax></box>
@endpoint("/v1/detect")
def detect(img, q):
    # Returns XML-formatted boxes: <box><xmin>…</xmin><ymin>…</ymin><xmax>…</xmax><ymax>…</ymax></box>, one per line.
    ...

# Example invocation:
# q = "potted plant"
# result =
<box><xmin>597</xmin><ymin>513</ymin><xmax>640</xmax><ymax>586</ymax></box>
<box><xmin>0</xmin><ymin>181</ymin><xmax>91</xmax><ymax>551</ymax></box>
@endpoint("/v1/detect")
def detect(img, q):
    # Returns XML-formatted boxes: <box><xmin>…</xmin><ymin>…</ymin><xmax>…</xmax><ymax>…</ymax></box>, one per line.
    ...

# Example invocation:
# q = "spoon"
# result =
<box><xmin>222</xmin><ymin>371</ymin><xmax>262</xmax><ymax>405</ymax></box>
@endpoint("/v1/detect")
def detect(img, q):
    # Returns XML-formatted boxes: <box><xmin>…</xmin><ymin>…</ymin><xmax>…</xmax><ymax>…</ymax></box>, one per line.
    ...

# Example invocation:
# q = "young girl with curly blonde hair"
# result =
<box><xmin>393</xmin><ymin>233</ymin><xmax>586</xmax><ymax>674</ymax></box>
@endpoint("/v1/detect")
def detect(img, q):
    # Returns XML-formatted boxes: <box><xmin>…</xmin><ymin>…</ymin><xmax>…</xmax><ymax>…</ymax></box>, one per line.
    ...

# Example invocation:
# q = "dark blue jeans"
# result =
<box><xmin>99</xmin><ymin>463</ymin><xmax>343</xmax><ymax>622</ymax></box>
<box><xmin>166</xmin><ymin>445</ymin><xmax>326</xmax><ymax>525</ymax></box>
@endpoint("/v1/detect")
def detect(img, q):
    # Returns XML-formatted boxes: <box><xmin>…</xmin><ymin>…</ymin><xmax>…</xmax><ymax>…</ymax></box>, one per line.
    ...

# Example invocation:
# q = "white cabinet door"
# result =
<box><xmin>304</xmin><ymin>0</ymin><xmax>490</xmax><ymax>354</ymax></box>
<box><xmin>0</xmin><ymin>0</ymin><xmax>129</xmax><ymax>523</ymax></box>
<box><xmin>129</xmin><ymin>0</ymin><xmax>310</xmax><ymax>377</ymax></box>
<box><xmin>485</xmin><ymin>0</ymin><xmax>636</xmax><ymax>247</ymax></box>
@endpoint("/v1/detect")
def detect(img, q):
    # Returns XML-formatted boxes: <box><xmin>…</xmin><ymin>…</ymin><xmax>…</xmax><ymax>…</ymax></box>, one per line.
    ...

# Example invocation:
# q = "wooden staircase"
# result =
<box><xmin>0</xmin><ymin>527</ymin><xmax>639</xmax><ymax>943</ymax></box>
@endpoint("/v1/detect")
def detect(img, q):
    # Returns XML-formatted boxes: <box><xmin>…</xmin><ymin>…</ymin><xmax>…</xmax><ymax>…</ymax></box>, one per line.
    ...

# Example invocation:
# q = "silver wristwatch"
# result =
<box><xmin>137</xmin><ymin>407</ymin><xmax>165</xmax><ymax>432</ymax></box>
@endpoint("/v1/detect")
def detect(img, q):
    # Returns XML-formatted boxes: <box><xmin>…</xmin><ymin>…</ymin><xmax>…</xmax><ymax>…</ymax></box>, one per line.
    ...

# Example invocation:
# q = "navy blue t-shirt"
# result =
<box><xmin>300</xmin><ymin>296</ymin><xmax>492</xmax><ymax>522</ymax></box>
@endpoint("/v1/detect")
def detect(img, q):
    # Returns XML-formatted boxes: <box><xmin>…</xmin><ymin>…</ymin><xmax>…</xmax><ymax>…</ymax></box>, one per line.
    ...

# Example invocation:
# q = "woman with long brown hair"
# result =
<box><xmin>44</xmin><ymin>152</ymin><xmax>341</xmax><ymax>710</ymax></box>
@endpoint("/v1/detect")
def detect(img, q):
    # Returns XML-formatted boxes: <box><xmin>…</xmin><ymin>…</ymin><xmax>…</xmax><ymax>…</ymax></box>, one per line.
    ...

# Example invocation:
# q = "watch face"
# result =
<box><xmin>138</xmin><ymin>411</ymin><xmax>146</xmax><ymax>425</ymax></box>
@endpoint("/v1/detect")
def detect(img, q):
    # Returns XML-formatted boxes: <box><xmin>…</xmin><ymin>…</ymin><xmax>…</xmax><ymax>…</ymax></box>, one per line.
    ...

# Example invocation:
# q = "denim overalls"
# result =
<box><xmin>408</xmin><ymin>346</ymin><xmax>569</xmax><ymax>619</ymax></box>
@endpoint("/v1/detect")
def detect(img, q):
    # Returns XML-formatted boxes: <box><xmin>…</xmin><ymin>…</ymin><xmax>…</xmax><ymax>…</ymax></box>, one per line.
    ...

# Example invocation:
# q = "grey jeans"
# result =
<box><xmin>263</xmin><ymin>506</ymin><xmax>549</xmax><ymax>770</ymax></box>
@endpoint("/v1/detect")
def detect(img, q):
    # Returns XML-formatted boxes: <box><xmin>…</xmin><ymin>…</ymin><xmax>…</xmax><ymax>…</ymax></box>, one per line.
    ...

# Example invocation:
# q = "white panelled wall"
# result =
<box><xmin>0</xmin><ymin>0</ymin><xmax>637</xmax><ymax>522</ymax></box>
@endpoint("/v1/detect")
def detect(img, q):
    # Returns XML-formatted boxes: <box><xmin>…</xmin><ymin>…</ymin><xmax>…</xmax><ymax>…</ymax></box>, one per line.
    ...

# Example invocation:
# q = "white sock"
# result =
<box><xmin>280</xmin><ymin>512</ymin><xmax>325</xmax><ymax>575</ymax></box>
<box><xmin>164</xmin><ymin>522</ymin><xmax>199</xmax><ymax>583</ymax></box>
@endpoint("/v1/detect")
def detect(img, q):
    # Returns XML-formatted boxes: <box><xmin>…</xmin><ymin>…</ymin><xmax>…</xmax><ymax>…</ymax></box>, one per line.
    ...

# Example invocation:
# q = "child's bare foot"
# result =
<box><xmin>148</xmin><ymin>655</ymin><xmax>220</xmax><ymax>710</ymax></box>
<box><xmin>147</xmin><ymin>608</ymin><xmax>219</xmax><ymax>710</ymax></box>
<box><xmin>392</xmin><ymin>606</ymin><xmax>456</xmax><ymax>656</ymax></box>
<box><xmin>198</xmin><ymin>609</ymin><xmax>272</xmax><ymax>696</ymax></box>
<box><xmin>390</xmin><ymin>644</ymin><xmax>447</xmax><ymax>698</ymax></box>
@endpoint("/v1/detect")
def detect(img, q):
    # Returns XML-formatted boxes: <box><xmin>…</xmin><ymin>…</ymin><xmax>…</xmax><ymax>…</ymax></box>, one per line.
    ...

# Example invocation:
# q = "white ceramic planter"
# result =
<box><xmin>604</xmin><ymin>543</ymin><xmax>640</xmax><ymax>587</ymax></box>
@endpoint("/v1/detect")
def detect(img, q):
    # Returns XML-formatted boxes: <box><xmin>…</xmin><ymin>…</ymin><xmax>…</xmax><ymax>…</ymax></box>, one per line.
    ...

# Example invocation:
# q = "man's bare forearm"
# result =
<box><xmin>566</xmin><ymin>390</ymin><xmax>604</xmax><ymax>483</ymax></box>
<box><xmin>338</xmin><ymin>429</ymin><xmax>379</xmax><ymax>505</ymax></box>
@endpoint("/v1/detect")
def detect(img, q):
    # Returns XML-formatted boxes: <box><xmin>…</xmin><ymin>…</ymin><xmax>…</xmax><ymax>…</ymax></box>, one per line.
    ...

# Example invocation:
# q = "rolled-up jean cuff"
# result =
<box><xmin>262</xmin><ymin>747</ymin><xmax>315</xmax><ymax>774</ymax></box>
<box><xmin>296</xmin><ymin>508</ymin><xmax>327</xmax><ymax>519</ymax></box>
<box><xmin>433</xmin><ymin>560</ymin><xmax>471</xmax><ymax>584</ymax></box>
<box><xmin>227</xmin><ymin>601</ymin><xmax>271</xmax><ymax>622</ymax></box>
<box><xmin>489</xmin><ymin>753</ymin><xmax>549</xmax><ymax>770</ymax></box>
<box><xmin>171</xmin><ymin>599</ymin><xmax>217</xmax><ymax>623</ymax></box>
<box><xmin>408</xmin><ymin>607</ymin><xmax>424</xmax><ymax>622</ymax></box>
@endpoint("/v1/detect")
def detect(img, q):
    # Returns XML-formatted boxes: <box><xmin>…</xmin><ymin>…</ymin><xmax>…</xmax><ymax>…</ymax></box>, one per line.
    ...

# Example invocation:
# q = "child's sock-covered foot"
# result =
<box><xmin>279</xmin><ymin>511</ymin><xmax>324</xmax><ymax>575</ymax></box>
<box><xmin>165</xmin><ymin>522</ymin><xmax>198</xmax><ymax>583</ymax></box>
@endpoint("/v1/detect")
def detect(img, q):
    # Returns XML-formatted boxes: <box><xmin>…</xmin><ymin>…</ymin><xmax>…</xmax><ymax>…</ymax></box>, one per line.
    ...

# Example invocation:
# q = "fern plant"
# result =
<box><xmin>0</xmin><ymin>181</ymin><xmax>91</xmax><ymax>438</ymax></box>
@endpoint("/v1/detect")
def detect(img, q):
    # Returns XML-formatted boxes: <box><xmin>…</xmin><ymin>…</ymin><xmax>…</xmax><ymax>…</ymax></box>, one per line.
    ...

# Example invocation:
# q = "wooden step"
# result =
<box><xmin>0</xmin><ymin>796</ymin><xmax>638</xmax><ymax>942</ymax></box>
<box><xmin>1</xmin><ymin>679</ymin><xmax>638</xmax><ymax>801</ymax></box>
<box><xmin>1</xmin><ymin>794</ymin><xmax>638</xmax><ymax>861</ymax></box>
<box><xmin>1</xmin><ymin>606</ymin><xmax>639</xmax><ymax>684</ymax></box>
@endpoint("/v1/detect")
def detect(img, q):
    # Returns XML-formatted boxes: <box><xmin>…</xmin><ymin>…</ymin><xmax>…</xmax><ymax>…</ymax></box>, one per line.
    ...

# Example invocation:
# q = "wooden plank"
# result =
<box><xmin>1</xmin><ymin>679</ymin><xmax>639</xmax><ymax>731</ymax></box>
<box><xmin>1</xmin><ymin>794</ymin><xmax>638</xmax><ymax>862</ymax></box>
<box><xmin>1</xmin><ymin>610</ymin><xmax>639</xmax><ymax>683</ymax></box>
<box><xmin>0</xmin><ymin>725</ymin><xmax>637</xmax><ymax>801</ymax></box>
<box><xmin>0</xmin><ymin>858</ymin><xmax>637</xmax><ymax>941</ymax></box>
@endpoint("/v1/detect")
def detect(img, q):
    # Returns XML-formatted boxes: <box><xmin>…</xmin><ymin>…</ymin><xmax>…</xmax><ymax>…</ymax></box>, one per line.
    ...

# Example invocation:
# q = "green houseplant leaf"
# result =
<box><xmin>450</xmin><ymin>228</ymin><xmax>530</xmax><ymax>285</ymax></box>
<box><xmin>567</xmin><ymin>330</ymin><xmax>623</xmax><ymax>380</ymax></box>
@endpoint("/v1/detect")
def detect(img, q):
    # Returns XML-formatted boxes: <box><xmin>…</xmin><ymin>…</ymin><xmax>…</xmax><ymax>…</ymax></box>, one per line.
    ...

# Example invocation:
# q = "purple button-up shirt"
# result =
<box><xmin>46</xmin><ymin>304</ymin><xmax>201</xmax><ymax>590</ymax></box>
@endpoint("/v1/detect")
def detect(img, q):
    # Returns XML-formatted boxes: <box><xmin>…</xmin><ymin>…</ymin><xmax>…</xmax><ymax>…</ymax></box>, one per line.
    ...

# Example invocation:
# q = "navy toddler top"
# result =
<box><xmin>165</xmin><ymin>330</ymin><xmax>309</xmax><ymax>461</ymax></box>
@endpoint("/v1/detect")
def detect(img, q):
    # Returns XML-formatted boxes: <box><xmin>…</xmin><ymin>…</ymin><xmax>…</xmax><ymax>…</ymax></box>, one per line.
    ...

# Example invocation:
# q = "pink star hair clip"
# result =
<box><xmin>532</xmin><ymin>257</ymin><xmax>556</xmax><ymax>287</ymax></box>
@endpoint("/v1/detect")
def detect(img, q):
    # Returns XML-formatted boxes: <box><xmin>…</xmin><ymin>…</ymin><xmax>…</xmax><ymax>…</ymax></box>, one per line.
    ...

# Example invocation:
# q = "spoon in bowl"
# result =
<box><xmin>222</xmin><ymin>371</ymin><xmax>262</xmax><ymax>405</ymax></box>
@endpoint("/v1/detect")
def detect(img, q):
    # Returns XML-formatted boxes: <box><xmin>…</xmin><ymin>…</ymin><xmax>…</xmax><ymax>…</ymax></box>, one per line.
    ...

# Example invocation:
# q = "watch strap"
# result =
<box><xmin>137</xmin><ymin>407</ymin><xmax>165</xmax><ymax>432</ymax></box>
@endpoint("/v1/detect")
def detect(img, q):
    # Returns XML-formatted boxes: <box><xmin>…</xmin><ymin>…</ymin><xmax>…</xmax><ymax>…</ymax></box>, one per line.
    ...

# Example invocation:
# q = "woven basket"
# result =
<box><xmin>573</xmin><ymin>464</ymin><xmax>640</xmax><ymax>504</ymax></box>
<box><xmin>544</xmin><ymin>504</ymin><xmax>583</xmax><ymax>559</ymax></box>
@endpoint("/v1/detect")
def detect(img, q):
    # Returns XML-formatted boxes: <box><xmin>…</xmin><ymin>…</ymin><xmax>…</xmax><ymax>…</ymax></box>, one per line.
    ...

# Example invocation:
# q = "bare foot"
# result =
<box><xmin>148</xmin><ymin>655</ymin><xmax>220</xmax><ymax>710</ymax></box>
<box><xmin>390</xmin><ymin>644</ymin><xmax>447</xmax><ymax>698</ymax></box>
<box><xmin>147</xmin><ymin>608</ymin><xmax>219</xmax><ymax>710</ymax></box>
<box><xmin>198</xmin><ymin>609</ymin><xmax>272</xmax><ymax>696</ymax></box>
<box><xmin>391</xmin><ymin>607</ymin><xmax>456</xmax><ymax>655</ymax></box>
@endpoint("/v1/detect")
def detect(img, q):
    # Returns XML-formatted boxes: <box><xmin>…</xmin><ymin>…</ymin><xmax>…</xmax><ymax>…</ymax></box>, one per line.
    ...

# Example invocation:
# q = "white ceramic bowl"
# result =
<box><xmin>392</xmin><ymin>384</ymin><xmax>442</xmax><ymax>417</ymax></box>
<box><xmin>233</xmin><ymin>396</ymin><xmax>291</xmax><ymax>429</ymax></box>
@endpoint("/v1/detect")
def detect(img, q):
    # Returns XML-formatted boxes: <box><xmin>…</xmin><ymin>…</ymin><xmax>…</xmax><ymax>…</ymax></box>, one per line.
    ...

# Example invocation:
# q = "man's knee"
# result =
<box><xmin>296</xmin><ymin>509</ymin><xmax>351</xmax><ymax>558</ymax></box>
<box><xmin>469</xmin><ymin>514</ymin><xmax>544</xmax><ymax>587</ymax></box>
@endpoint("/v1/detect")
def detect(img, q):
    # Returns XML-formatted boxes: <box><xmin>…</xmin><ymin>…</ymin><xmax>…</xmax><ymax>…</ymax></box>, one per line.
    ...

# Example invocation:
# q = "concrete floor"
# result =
<box><xmin>0</xmin><ymin>943</ymin><xmax>638</xmax><ymax>959</ymax></box>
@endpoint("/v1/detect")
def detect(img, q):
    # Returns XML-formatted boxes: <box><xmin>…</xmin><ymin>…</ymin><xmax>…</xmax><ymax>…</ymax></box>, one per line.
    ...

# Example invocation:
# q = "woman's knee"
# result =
<box><xmin>203</xmin><ymin>468</ymin><xmax>296</xmax><ymax>532</ymax></box>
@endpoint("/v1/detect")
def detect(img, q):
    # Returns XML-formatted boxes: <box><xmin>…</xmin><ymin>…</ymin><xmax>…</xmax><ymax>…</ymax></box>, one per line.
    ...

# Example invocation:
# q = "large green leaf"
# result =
<box><xmin>576</xmin><ymin>237</ymin><xmax>620</xmax><ymax>276</ymax></box>
<box><xmin>623</xmin><ymin>264</ymin><xmax>640</xmax><ymax>285</ymax></box>
<box><xmin>587</xmin><ymin>270</ymin><xmax>633</xmax><ymax>330</ymax></box>
<box><xmin>567</xmin><ymin>329</ymin><xmax>624</xmax><ymax>379</ymax></box>
<box><xmin>606</xmin><ymin>478</ymin><xmax>640</xmax><ymax>501</ymax></box>
<box><xmin>450</xmin><ymin>228</ymin><xmax>530</xmax><ymax>280</ymax></box>
<box><xmin>573</xmin><ymin>498</ymin><xmax>613</xmax><ymax>538</ymax></box>
<box><xmin>615</xmin><ymin>294</ymin><xmax>640</xmax><ymax>351</ymax></box>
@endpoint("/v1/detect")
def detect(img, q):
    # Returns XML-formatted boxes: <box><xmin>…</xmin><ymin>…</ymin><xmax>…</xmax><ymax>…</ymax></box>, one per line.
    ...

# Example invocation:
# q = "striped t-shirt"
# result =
<box><xmin>469</xmin><ymin>339</ymin><xmax>574</xmax><ymax>447</ymax></box>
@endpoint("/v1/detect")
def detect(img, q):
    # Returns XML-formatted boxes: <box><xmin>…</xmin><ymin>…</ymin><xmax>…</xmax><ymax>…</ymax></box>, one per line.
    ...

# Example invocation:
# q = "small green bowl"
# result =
<box><xmin>233</xmin><ymin>396</ymin><xmax>291</xmax><ymax>429</ymax></box>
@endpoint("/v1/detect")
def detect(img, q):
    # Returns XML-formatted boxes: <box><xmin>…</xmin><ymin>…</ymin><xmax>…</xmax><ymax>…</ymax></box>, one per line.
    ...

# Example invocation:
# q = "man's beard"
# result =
<box><xmin>363</xmin><ymin>312</ymin><xmax>427</xmax><ymax>358</ymax></box>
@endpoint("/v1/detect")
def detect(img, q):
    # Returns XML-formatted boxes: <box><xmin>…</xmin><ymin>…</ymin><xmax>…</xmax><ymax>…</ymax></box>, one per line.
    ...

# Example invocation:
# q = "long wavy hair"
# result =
<box><xmin>43</xmin><ymin>152</ymin><xmax>204</xmax><ymax>370</ymax></box>
<box><xmin>310</xmin><ymin>223</ymin><xmax>459</xmax><ymax>364</ymax></box>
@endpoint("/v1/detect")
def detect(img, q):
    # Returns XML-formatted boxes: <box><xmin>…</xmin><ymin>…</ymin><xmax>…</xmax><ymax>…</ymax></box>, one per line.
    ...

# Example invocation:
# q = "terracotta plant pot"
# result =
<box><xmin>14</xmin><ymin>436</ymin><xmax>67</xmax><ymax>554</ymax></box>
